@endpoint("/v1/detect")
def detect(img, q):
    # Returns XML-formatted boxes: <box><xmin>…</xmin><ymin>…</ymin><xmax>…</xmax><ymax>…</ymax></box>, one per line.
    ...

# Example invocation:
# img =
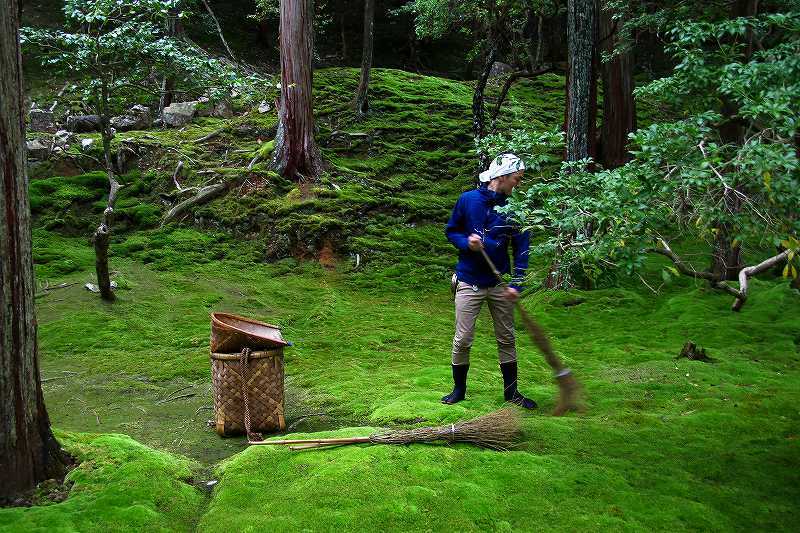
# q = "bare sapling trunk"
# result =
<box><xmin>474</xmin><ymin>45</ymin><xmax>498</xmax><ymax>170</ymax></box>
<box><xmin>272</xmin><ymin>0</ymin><xmax>323</xmax><ymax>181</ymax></box>
<box><xmin>158</xmin><ymin>10</ymin><xmax>182</xmax><ymax>116</ymax></box>
<box><xmin>355</xmin><ymin>0</ymin><xmax>375</xmax><ymax>116</ymax></box>
<box><xmin>94</xmin><ymin>80</ymin><xmax>121</xmax><ymax>301</ymax></box>
<box><xmin>1</xmin><ymin>1</ymin><xmax>71</xmax><ymax>501</ymax></box>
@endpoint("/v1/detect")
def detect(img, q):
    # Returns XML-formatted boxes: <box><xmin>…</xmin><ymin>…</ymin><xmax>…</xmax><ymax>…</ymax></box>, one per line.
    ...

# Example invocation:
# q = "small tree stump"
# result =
<box><xmin>677</xmin><ymin>341</ymin><xmax>715</xmax><ymax>363</ymax></box>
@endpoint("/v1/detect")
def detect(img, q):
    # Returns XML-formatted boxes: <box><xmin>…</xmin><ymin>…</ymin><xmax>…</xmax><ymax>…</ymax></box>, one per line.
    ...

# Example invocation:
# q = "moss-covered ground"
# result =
<box><xmin>2</xmin><ymin>68</ymin><xmax>798</xmax><ymax>531</ymax></box>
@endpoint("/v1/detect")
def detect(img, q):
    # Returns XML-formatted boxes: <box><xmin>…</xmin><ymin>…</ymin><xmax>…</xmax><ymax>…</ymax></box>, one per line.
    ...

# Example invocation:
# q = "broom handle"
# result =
<box><xmin>477</xmin><ymin>247</ymin><xmax>569</xmax><ymax>375</ymax></box>
<box><xmin>249</xmin><ymin>436</ymin><xmax>371</xmax><ymax>446</ymax></box>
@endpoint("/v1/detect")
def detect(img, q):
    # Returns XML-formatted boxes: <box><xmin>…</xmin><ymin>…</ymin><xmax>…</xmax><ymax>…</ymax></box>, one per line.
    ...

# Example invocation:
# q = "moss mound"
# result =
<box><xmin>0</xmin><ymin>432</ymin><xmax>204</xmax><ymax>533</ymax></box>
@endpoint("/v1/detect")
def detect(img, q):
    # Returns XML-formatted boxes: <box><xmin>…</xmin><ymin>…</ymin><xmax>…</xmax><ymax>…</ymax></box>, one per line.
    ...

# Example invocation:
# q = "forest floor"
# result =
<box><xmin>1</xmin><ymin>68</ymin><xmax>799</xmax><ymax>531</ymax></box>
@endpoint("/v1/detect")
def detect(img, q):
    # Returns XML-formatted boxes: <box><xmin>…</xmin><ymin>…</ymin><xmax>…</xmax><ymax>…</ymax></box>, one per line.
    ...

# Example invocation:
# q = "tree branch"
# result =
<box><xmin>645</xmin><ymin>238</ymin><xmax>718</xmax><ymax>281</ymax></box>
<box><xmin>489</xmin><ymin>65</ymin><xmax>554</xmax><ymax>132</ymax></box>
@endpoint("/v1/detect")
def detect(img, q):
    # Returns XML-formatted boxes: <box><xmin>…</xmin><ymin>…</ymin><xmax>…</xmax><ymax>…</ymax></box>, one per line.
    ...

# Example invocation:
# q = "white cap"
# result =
<box><xmin>479</xmin><ymin>153</ymin><xmax>525</xmax><ymax>182</ymax></box>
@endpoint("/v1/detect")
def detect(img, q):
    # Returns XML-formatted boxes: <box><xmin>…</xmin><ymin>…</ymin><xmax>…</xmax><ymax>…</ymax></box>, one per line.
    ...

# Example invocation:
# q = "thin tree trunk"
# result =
<box><xmin>355</xmin><ymin>0</ymin><xmax>375</xmax><ymax>116</ymax></box>
<box><xmin>158</xmin><ymin>10</ymin><xmax>181</xmax><ymax>116</ymax></box>
<box><xmin>1</xmin><ymin>1</ymin><xmax>70</xmax><ymax>501</ymax></box>
<box><xmin>272</xmin><ymin>0</ymin><xmax>323</xmax><ymax>181</ymax></box>
<box><xmin>340</xmin><ymin>13</ymin><xmax>348</xmax><ymax>62</ymax></box>
<box><xmin>534</xmin><ymin>13</ymin><xmax>544</xmax><ymax>66</ymax></box>
<box><xmin>474</xmin><ymin>45</ymin><xmax>497</xmax><ymax>170</ymax></box>
<box><xmin>94</xmin><ymin>80</ymin><xmax>121</xmax><ymax>301</ymax></box>
<box><xmin>202</xmin><ymin>0</ymin><xmax>237</xmax><ymax>61</ymax></box>
<box><xmin>599</xmin><ymin>2</ymin><xmax>635</xmax><ymax>169</ymax></box>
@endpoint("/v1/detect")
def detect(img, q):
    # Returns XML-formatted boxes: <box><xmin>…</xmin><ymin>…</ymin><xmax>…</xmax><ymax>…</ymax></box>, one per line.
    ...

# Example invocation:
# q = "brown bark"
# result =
<box><xmin>272</xmin><ymin>0</ymin><xmax>323</xmax><ymax>181</ymax></box>
<box><xmin>355</xmin><ymin>0</ymin><xmax>375</xmax><ymax>116</ymax></box>
<box><xmin>599</xmin><ymin>3</ymin><xmax>635</xmax><ymax>169</ymax></box>
<box><xmin>1</xmin><ymin>1</ymin><xmax>70</xmax><ymax>500</ymax></box>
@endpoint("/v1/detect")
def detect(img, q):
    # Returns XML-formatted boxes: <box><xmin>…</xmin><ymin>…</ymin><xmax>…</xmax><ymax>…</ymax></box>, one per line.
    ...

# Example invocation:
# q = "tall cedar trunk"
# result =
<box><xmin>709</xmin><ymin>0</ymin><xmax>758</xmax><ymax>279</ymax></box>
<box><xmin>272</xmin><ymin>0</ymin><xmax>323</xmax><ymax>180</ymax></box>
<box><xmin>473</xmin><ymin>46</ymin><xmax>497</xmax><ymax>171</ymax></box>
<box><xmin>94</xmin><ymin>80</ymin><xmax>121</xmax><ymax>301</ymax></box>
<box><xmin>565</xmin><ymin>0</ymin><xmax>597</xmax><ymax>162</ymax></box>
<box><xmin>1</xmin><ymin>1</ymin><xmax>70</xmax><ymax>500</ymax></box>
<box><xmin>599</xmin><ymin>3</ymin><xmax>635</xmax><ymax>169</ymax></box>
<box><xmin>355</xmin><ymin>0</ymin><xmax>375</xmax><ymax>116</ymax></box>
<box><xmin>548</xmin><ymin>0</ymin><xmax>597</xmax><ymax>289</ymax></box>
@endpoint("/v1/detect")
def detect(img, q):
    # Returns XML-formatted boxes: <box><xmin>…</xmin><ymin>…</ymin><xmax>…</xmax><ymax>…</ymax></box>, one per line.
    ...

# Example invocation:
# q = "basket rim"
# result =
<box><xmin>210</xmin><ymin>348</ymin><xmax>283</xmax><ymax>360</ymax></box>
<box><xmin>210</xmin><ymin>311</ymin><xmax>288</xmax><ymax>347</ymax></box>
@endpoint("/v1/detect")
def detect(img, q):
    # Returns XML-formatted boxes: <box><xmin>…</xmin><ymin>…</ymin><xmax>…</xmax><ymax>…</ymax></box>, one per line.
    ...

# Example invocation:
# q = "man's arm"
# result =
<box><xmin>509</xmin><ymin>228</ymin><xmax>530</xmax><ymax>292</ymax></box>
<box><xmin>445</xmin><ymin>196</ymin><xmax>470</xmax><ymax>251</ymax></box>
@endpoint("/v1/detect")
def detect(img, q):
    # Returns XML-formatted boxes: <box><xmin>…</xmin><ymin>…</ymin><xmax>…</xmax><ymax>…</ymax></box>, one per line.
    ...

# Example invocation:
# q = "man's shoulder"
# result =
<box><xmin>458</xmin><ymin>188</ymin><xmax>482</xmax><ymax>203</ymax></box>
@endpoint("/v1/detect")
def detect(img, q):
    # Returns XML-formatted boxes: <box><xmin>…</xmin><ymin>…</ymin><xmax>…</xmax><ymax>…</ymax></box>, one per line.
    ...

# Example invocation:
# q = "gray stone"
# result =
<box><xmin>110</xmin><ymin>104</ymin><xmax>152</xmax><ymax>131</ymax></box>
<box><xmin>488</xmin><ymin>61</ymin><xmax>515</xmax><ymax>77</ymax></box>
<box><xmin>81</xmin><ymin>138</ymin><xmax>95</xmax><ymax>150</ymax></box>
<box><xmin>28</xmin><ymin>107</ymin><xmax>55</xmax><ymax>132</ymax></box>
<box><xmin>257</xmin><ymin>101</ymin><xmax>271</xmax><ymax>114</ymax></box>
<box><xmin>53</xmin><ymin>129</ymin><xmax>75</xmax><ymax>148</ymax></box>
<box><xmin>66</xmin><ymin>114</ymin><xmax>102</xmax><ymax>133</ymax></box>
<box><xmin>162</xmin><ymin>101</ymin><xmax>198</xmax><ymax>127</ymax></box>
<box><xmin>212</xmin><ymin>100</ymin><xmax>233</xmax><ymax>118</ymax></box>
<box><xmin>26</xmin><ymin>139</ymin><xmax>51</xmax><ymax>160</ymax></box>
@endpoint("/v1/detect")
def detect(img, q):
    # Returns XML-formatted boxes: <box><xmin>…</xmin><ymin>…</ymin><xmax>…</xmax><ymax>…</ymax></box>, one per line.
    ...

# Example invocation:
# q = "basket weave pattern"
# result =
<box><xmin>210</xmin><ymin>349</ymin><xmax>286</xmax><ymax>436</ymax></box>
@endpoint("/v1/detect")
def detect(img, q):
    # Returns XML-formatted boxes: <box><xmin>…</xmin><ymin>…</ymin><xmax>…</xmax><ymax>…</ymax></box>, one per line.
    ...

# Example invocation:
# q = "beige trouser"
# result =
<box><xmin>452</xmin><ymin>281</ymin><xmax>516</xmax><ymax>366</ymax></box>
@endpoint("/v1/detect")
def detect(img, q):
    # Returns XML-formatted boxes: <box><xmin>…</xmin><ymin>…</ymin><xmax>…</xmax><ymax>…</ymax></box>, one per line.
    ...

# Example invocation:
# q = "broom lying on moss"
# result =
<box><xmin>248</xmin><ymin>408</ymin><xmax>522</xmax><ymax>451</ymax></box>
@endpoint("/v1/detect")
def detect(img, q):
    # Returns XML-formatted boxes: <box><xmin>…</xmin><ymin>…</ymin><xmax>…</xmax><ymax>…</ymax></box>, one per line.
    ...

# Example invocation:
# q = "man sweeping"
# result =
<box><xmin>442</xmin><ymin>153</ymin><xmax>537</xmax><ymax>409</ymax></box>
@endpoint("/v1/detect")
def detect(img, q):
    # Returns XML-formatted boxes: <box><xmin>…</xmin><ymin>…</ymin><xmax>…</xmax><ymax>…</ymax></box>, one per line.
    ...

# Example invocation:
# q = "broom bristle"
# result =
<box><xmin>369</xmin><ymin>408</ymin><xmax>522</xmax><ymax>450</ymax></box>
<box><xmin>554</xmin><ymin>372</ymin><xmax>583</xmax><ymax>416</ymax></box>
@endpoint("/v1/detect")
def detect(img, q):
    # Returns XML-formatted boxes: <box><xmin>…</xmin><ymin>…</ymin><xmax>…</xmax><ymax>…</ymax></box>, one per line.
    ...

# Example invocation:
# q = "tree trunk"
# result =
<box><xmin>565</xmin><ymin>0</ymin><xmax>597</xmax><ymax>163</ymax></box>
<box><xmin>94</xmin><ymin>81</ymin><xmax>121</xmax><ymax>301</ymax></box>
<box><xmin>473</xmin><ymin>45</ymin><xmax>497</xmax><ymax>171</ymax></box>
<box><xmin>158</xmin><ymin>10</ymin><xmax>182</xmax><ymax>116</ymax></box>
<box><xmin>355</xmin><ymin>0</ymin><xmax>375</xmax><ymax>116</ymax></box>
<box><xmin>599</xmin><ymin>2</ymin><xmax>635</xmax><ymax>169</ymax></box>
<box><xmin>1</xmin><ymin>1</ymin><xmax>70</xmax><ymax>501</ymax></box>
<box><xmin>340</xmin><ymin>13</ymin><xmax>348</xmax><ymax>62</ymax></box>
<box><xmin>272</xmin><ymin>0</ymin><xmax>323</xmax><ymax>181</ymax></box>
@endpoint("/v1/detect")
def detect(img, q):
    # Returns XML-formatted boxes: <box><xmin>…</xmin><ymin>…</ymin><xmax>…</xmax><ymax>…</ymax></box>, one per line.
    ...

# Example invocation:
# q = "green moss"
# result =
<box><xmin>0</xmin><ymin>432</ymin><xmax>204</xmax><ymax>533</ymax></box>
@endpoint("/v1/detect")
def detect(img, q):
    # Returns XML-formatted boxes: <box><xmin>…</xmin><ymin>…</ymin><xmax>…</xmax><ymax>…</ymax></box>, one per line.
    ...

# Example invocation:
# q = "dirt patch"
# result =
<box><xmin>318</xmin><ymin>240</ymin><xmax>337</xmax><ymax>269</ymax></box>
<box><xmin>0</xmin><ymin>473</ymin><xmax>76</xmax><ymax>509</ymax></box>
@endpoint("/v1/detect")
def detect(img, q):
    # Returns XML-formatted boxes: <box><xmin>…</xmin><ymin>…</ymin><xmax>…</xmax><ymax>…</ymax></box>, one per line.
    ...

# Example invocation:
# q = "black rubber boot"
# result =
<box><xmin>441</xmin><ymin>364</ymin><xmax>469</xmax><ymax>404</ymax></box>
<box><xmin>500</xmin><ymin>361</ymin><xmax>538</xmax><ymax>410</ymax></box>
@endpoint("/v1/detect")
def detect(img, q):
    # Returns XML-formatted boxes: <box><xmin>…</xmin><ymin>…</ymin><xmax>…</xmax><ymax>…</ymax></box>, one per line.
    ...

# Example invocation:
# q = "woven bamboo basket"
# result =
<box><xmin>210</xmin><ymin>348</ymin><xmax>286</xmax><ymax>437</ymax></box>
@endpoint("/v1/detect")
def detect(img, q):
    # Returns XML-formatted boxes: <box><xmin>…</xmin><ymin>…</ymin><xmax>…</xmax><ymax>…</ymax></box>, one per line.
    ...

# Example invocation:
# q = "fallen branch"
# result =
<box><xmin>172</xmin><ymin>161</ymin><xmax>185</xmax><ymax>191</ymax></box>
<box><xmin>35</xmin><ymin>282</ymin><xmax>78</xmax><ymax>298</ymax></box>
<box><xmin>156</xmin><ymin>392</ymin><xmax>196</xmax><ymax>404</ymax></box>
<box><xmin>161</xmin><ymin>182</ymin><xmax>228</xmax><ymax>225</ymax></box>
<box><xmin>193</xmin><ymin>127</ymin><xmax>225</xmax><ymax>143</ymax></box>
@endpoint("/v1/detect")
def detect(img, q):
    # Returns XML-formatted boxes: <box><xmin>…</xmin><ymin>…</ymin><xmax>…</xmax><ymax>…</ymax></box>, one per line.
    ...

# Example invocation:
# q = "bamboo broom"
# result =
<box><xmin>249</xmin><ymin>408</ymin><xmax>521</xmax><ymax>450</ymax></box>
<box><xmin>478</xmin><ymin>247</ymin><xmax>582</xmax><ymax>416</ymax></box>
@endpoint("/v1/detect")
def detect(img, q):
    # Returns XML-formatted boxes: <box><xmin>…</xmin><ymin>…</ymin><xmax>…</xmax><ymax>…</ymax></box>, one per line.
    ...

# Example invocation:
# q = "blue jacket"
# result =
<box><xmin>445</xmin><ymin>185</ymin><xmax>530</xmax><ymax>292</ymax></box>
